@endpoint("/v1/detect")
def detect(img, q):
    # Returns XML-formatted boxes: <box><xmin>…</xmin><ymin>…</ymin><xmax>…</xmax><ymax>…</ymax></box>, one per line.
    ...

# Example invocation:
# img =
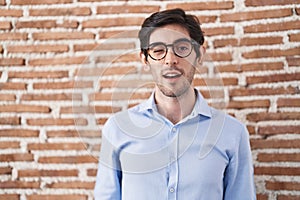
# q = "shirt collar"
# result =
<box><xmin>138</xmin><ymin>89</ymin><xmax>212</xmax><ymax>118</ymax></box>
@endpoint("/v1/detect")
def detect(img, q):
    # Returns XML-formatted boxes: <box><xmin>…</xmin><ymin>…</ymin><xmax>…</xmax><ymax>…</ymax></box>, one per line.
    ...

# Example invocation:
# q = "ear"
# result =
<box><xmin>197</xmin><ymin>45</ymin><xmax>206</xmax><ymax>64</ymax></box>
<box><xmin>140</xmin><ymin>51</ymin><xmax>150</xmax><ymax>71</ymax></box>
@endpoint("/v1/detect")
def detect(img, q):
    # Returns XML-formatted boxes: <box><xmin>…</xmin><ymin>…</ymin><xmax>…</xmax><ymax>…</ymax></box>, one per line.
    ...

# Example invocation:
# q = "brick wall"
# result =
<box><xmin>0</xmin><ymin>0</ymin><xmax>299</xmax><ymax>199</ymax></box>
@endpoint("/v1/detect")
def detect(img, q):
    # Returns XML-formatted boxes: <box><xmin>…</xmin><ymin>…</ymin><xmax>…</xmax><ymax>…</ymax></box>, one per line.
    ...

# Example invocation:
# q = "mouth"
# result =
<box><xmin>162</xmin><ymin>70</ymin><xmax>183</xmax><ymax>79</ymax></box>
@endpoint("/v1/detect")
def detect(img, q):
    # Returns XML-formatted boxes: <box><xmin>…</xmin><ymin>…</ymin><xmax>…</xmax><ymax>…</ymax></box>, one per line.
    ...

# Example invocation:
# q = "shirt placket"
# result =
<box><xmin>167</xmin><ymin>125</ymin><xmax>179</xmax><ymax>200</ymax></box>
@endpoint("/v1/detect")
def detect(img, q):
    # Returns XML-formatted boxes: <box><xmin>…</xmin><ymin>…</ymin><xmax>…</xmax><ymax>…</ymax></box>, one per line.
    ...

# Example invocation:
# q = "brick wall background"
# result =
<box><xmin>0</xmin><ymin>0</ymin><xmax>299</xmax><ymax>199</ymax></box>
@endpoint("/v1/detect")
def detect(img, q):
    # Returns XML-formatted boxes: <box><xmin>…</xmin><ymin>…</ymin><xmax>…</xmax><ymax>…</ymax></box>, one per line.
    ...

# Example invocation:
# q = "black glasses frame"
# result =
<box><xmin>147</xmin><ymin>38</ymin><xmax>198</xmax><ymax>61</ymax></box>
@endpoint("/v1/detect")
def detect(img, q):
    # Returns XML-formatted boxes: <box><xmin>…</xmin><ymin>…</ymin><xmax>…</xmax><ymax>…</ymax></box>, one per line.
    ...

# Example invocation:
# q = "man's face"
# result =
<box><xmin>144</xmin><ymin>24</ymin><xmax>200</xmax><ymax>98</ymax></box>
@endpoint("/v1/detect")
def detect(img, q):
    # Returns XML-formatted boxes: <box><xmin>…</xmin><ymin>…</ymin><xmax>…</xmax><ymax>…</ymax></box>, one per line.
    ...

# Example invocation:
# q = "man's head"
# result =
<box><xmin>138</xmin><ymin>8</ymin><xmax>205</xmax><ymax>61</ymax></box>
<box><xmin>138</xmin><ymin>9</ymin><xmax>205</xmax><ymax>98</ymax></box>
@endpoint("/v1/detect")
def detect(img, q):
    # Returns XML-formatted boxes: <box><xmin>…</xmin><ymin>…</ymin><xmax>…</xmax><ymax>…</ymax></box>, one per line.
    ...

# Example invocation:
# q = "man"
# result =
<box><xmin>94</xmin><ymin>8</ymin><xmax>256</xmax><ymax>200</ymax></box>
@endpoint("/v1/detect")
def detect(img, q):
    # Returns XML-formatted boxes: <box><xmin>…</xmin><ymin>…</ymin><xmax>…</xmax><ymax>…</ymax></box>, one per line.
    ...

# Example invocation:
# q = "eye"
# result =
<box><xmin>150</xmin><ymin>44</ymin><xmax>166</xmax><ymax>55</ymax></box>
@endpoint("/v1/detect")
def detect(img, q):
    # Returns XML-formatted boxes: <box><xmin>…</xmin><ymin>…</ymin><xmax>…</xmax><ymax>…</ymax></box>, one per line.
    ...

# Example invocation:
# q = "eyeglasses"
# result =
<box><xmin>147</xmin><ymin>38</ymin><xmax>197</xmax><ymax>61</ymax></box>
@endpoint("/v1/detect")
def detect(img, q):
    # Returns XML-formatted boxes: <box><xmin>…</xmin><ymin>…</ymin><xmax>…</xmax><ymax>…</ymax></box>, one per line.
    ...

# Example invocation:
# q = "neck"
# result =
<box><xmin>154</xmin><ymin>87</ymin><xmax>196</xmax><ymax>124</ymax></box>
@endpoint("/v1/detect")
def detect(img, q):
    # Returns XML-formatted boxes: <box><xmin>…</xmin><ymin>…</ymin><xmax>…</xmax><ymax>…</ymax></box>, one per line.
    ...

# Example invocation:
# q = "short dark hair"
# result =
<box><xmin>138</xmin><ymin>8</ymin><xmax>205</xmax><ymax>61</ymax></box>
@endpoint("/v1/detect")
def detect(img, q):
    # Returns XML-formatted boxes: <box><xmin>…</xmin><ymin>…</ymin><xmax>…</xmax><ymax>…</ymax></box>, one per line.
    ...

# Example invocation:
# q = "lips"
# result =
<box><xmin>162</xmin><ymin>70</ymin><xmax>183</xmax><ymax>79</ymax></box>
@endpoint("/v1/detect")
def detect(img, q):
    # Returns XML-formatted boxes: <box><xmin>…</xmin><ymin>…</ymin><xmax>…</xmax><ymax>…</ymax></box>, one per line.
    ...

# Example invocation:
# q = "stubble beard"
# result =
<box><xmin>157</xmin><ymin>67</ymin><xmax>195</xmax><ymax>98</ymax></box>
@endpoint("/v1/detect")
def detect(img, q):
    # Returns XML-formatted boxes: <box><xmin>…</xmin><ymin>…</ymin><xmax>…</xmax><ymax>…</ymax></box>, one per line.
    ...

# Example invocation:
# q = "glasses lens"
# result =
<box><xmin>148</xmin><ymin>43</ymin><xmax>166</xmax><ymax>60</ymax></box>
<box><xmin>173</xmin><ymin>40</ymin><xmax>193</xmax><ymax>58</ymax></box>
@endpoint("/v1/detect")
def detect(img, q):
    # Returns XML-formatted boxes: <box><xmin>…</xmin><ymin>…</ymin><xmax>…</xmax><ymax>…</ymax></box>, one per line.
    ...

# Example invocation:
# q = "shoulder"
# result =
<box><xmin>210</xmin><ymin>108</ymin><xmax>249</xmax><ymax>144</ymax></box>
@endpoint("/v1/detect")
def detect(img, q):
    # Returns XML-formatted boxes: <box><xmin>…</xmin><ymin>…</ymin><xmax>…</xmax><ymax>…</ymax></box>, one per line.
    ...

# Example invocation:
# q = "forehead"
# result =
<box><xmin>149</xmin><ymin>24</ymin><xmax>191</xmax><ymax>44</ymax></box>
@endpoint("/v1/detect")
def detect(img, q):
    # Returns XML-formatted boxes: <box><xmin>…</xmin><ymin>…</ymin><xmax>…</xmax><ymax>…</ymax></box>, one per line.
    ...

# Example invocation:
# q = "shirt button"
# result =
<box><xmin>172</xmin><ymin>127</ymin><xmax>176</xmax><ymax>133</ymax></box>
<box><xmin>169</xmin><ymin>187</ymin><xmax>175</xmax><ymax>193</ymax></box>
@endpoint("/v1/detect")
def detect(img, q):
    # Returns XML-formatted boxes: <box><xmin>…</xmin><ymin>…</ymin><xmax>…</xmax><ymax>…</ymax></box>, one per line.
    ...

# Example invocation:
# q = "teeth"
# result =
<box><xmin>163</xmin><ymin>72</ymin><xmax>181</xmax><ymax>78</ymax></box>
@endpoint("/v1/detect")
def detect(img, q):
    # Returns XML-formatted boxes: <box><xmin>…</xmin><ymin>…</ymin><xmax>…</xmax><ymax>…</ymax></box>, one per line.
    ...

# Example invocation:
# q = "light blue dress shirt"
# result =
<box><xmin>94</xmin><ymin>90</ymin><xmax>256</xmax><ymax>200</ymax></box>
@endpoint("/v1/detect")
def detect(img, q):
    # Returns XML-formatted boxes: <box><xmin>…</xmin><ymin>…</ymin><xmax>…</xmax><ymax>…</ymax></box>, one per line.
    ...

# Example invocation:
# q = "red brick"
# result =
<box><xmin>16</xmin><ymin>20</ymin><xmax>59</xmax><ymax>29</ymax></box>
<box><xmin>0</xmin><ymin>21</ymin><xmax>11</xmax><ymax>30</ymax></box>
<box><xmin>206</xmin><ymin>52</ymin><xmax>232</xmax><ymax>61</ymax></box>
<box><xmin>57</xmin><ymin>20</ymin><xmax>79</xmax><ymax>28</ymax></box>
<box><xmin>194</xmin><ymin>77</ymin><xmax>238</xmax><ymax>87</ymax></box>
<box><xmin>7</xmin><ymin>44</ymin><xmax>69</xmax><ymax>53</ymax></box>
<box><xmin>230</xmin><ymin>86</ymin><xmax>297</xmax><ymax>97</ymax></box>
<box><xmin>47</xmin><ymin>130</ymin><xmax>100</xmax><ymax>138</ymax></box>
<box><xmin>38</xmin><ymin>155</ymin><xmax>97</xmax><ymax>163</ymax></box>
<box><xmin>82</xmin><ymin>17</ymin><xmax>144</xmax><ymax>28</ymax></box>
<box><xmin>255</xmin><ymin>166</ymin><xmax>300</xmax><ymax>176</ymax></box>
<box><xmin>0</xmin><ymin>0</ymin><xmax>5</xmax><ymax>5</ymax></box>
<box><xmin>243</xmin><ymin>47</ymin><xmax>300</xmax><ymax>59</ymax></box>
<box><xmin>258</xmin><ymin>125</ymin><xmax>300</xmax><ymax>135</ymax></box>
<box><xmin>61</xmin><ymin>105</ymin><xmax>122</xmax><ymax>114</ymax></box>
<box><xmin>167</xmin><ymin>1</ymin><xmax>234</xmax><ymax>10</ymax></box>
<box><xmin>0</xmin><ymin>167</ymin><xmax>12</xmax><ymax>175</ymax></box>
<box><xmin>96</xmin><ymin>118</ymin><xmax>109</xmax><ymax>125</ymax></box>
<box><xmin>8</xmin><ymin>71</ymin><xmax>69</xmax><ymax>79</ymax></box>
<box><xmin>0</xmin><ymin>181</ymin><xmax>39</xmax><ymax>189</ymax></box>
<box><xmin>97</xmin><ymin>5</ymin><xmax>159</xmax><ymax>14</ymax></box>
<box><xmin>244</xmin><ymin>20</ymin><xmax>300</xmax><ymax>33</ymax></box>
<box><xmin>247</xmin><ymin>112</ymin><xmax>300</xmax><ymax>122</ymax></box>
<box><xmin>27</xmin><ymin>195</ymin><xmax>87</xmax><ymax>200</ymax></box>
<box><xmin>76</xmin><ymin>66</ymin><xmax>137</xmax><ymax>76</ymax></box>
<box><xmin>221</xmin><ymin>8</ymin><xmax>292</xmax><ymax>22</ymax></box>
<box><xmin>213</xmin><ymin>38</ymin><xmax>238</xmax><ymax>48</ymax></box>
<box><xmin>0</xmin><ymin>93</ymin><xmax>16</xmax><ymax>101</ymax></box>
<box><xmin>11</xmin><ymin>0</ymin><xmax>72</xmax><ymax>5</ymax></box>
<box><xmin>74</xmin><ymin>43</ymin><xmax>97</xmax><ymax>52</ymax></box>
<box><xmin>0</xmin><ymin>82</ymin><xmax>27</xmax><ymax>90</ymax></box>
<box><xmin>21</xmin><ymin>93</ymin><xmax>82</xmax><ymax>101</ymax></box>
<box><xmin>0</xmin><ymin>117</ymin><xmax>20</xmax><ymax>125</ymax></box>
<box><xmin>45</xmin><ymin>181</ymin><xmax>94</xmax><ymax>189</ymax></box>
<box><xmin>26</xmin><ymin>118</ymin><xmax>88</xmax><ymax>126</ymax></box>
<box><xmin>0</xmin><ymin>58</ymin><xmax>25</xmax><ymax>66</ymax></box>
<box><xmin>32</xmin><ymin>32</ymin><xmax>94</xmax><ymax>40</ymax></box>
<box><xmin>202</xmin><ymin>26</ymin><xmax>234</xmax><ymax>36</ymax></box>
<box><xmin>33</xmin><ymin>81</ymin><xmax>93</xmax><ymax>90</ymax></box>
<box><xmin>29</xmin><ymin>56</ymin><xmax>87</xmax><ymax>66</ymax></box>
<box><xmin>99</xmin><ymin>30</ymin><xmax>138</xmax><ymax>39</ymax></box>
<box><xmin>220</xmin><ymin>62</ymin><xmax>282</xmax><ymax>73</ymax></box>
<box><xmin>0</xmin><ymin>105</ymin><xmax>50</xmax><ymax>113</ymax></box>
<box><xmin>258</xmin><ymin>153</ymin><xmax>300</xmax><ymax>162</ymax></box>
<box><xmin>251</xmin><ymin>139</ymin><xmax>300</xmax><ymax>149</ymax></box>
<box><xmin>277</xmin><ymin>98</ymin><xmax>300</xmax><ymax>107</ymax></box>
<box><xmin>0</xmin><ymin>153</ymin><xmax>34</xmax><ymax>162</ymax></box>
<box><xmin>95</xmin><ymin>53</ymin><xmax>140</xmax><ymax>63</ymax></box>
<box><xmin>289</xmin><ymin>33</ymin><xmax>300</xmax><ymax>42</ymax></box>
<box><xmin>296</xmin><ymin>7</ymin><xmax>300</xmax><ymax>15</ymax></box>
<box><xmin>30</xmin><ymin>7</ymin><xmax>91</xmax><ymax>16</ymax></box>
<box><xmin>266</xmin><ymin>181</ymin><xmax>300</xmax><ymax>190</ymax></box>
<box><xmin>0</xmin><ymin>141</ymin><xmax>20</xmax><ymax>149</ymax></box>
<box><xmin>227</xmin><ymin>100</ymin><xmax>270</xmax><ymax>109</ymax></box>
<box><xmin>256</xmin><ymin>194</ymin><xmax>268</xmax><ymax>200</ymax></box>
<box><xmin>0</xmin><ymin>9</ymin><xmax>23</xmax><ymax>17</ymax></box>
<box><xmin>46</xmin><ymin>130</ymin><xmax>78</xmax><ymax>137</ymax></box>
<box><xmin>246</xmin><ymin>73</ymin><xmax>300</xmax><ymax>84</ymax></box>
<box><xmin>87</xmin><ymin>169</ymin><xmax>97</xmax><ymax>177</ymax></box>
<box><xmin>18</xmin><ymin>169</ymin><xmax>78</xmax><ymax>177</ymax></box>
<box><xmin>240</xmin><ymin>36</ymin><xmax>283</xmax><ymax>46</ymax></box>
<box><xmin>91</xmin><ymin>92</ymin><xmax>152</xmax><ymax>101</ymax></box>
<box><xmin>287</xmin><ymin>56</ymin><xmax>300</xmax><ymax>67</ymax></box>
<box><xmin>0</xmin><ymin>32</ymin><xmax>28</xmax><ymax>40</ymax></box>
<box><xmin>0</xmin><ymin>194</ymin><xmax>19</xmax><ymax>200</ymax></box>
<box><xmin>278</xmin><ymin>195</ymin><xmax>300</xmax><ymax>200</ymax></box>
<box><xmin>27</xmin><ymin>142</ymin><xmax>86</xmax><ymax>150</ymax></box>
<box><xmin>0</xmin><ymin>129</ymin><xmax>39</xmax><ymax>137</ymax></box>
<box><xmin>245</xmin><ymin>0</ymin><xmax>300</xmax><ymax>6</ymax></box>
<box><xmin>247</xmin><ymin>125</ymin><xmax>256</xmax><ymax>135</ymax></box>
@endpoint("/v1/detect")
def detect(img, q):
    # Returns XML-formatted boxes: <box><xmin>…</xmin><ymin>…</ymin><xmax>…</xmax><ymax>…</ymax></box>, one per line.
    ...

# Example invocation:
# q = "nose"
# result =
<box><xmin>164</xmin><ymin>47</ymin><xmax>178</xmax><ymax>66</ymax></box>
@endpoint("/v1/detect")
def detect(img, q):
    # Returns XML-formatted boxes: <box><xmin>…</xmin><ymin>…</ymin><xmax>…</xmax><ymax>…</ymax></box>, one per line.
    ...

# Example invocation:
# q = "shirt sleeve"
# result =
<box><xmin>94</xmin><ymin>118</ymin><xmax>122</xmax><ymax>200</ymax></box>
<box><xmin>223</xmin><ymin>125</ymin><xmax>256</xmax><ymax>200</ymax></box>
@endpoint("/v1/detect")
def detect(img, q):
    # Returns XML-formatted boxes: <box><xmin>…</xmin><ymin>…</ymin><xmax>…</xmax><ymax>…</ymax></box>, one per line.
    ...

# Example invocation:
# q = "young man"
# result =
<box><xmin>94</xmin><ymin>8</ymin><xmax>256</xmax><ymax>200</ymax></box>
